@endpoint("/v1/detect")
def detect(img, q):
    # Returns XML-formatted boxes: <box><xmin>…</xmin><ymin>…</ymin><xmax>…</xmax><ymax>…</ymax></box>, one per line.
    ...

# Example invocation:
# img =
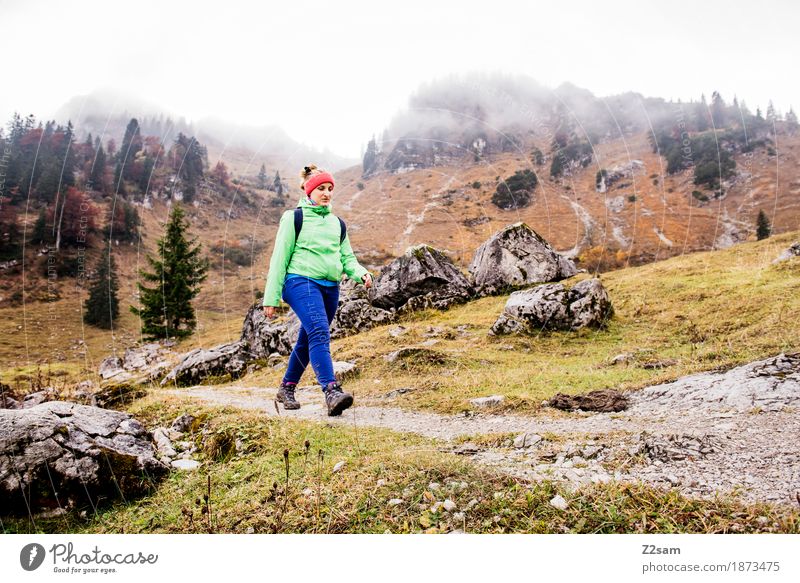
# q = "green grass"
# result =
<box><xmin>3</xmin><ymin>396</ymin><xmax>797</xmax><ymax>534</ymax></box>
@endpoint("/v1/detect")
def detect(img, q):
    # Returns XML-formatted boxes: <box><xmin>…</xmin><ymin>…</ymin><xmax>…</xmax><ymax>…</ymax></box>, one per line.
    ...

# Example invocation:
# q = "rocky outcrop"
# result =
<box><xmin>468</xmin><ymin>222</ymin><xmax>578</xmax><ymax>296</ymax></box>
<box><xmin>98</xmin><ymin>341</ymin><xmax>174</xmax><ymax>384</ymax></box>
<box><xmin>628</xmin><ymin>352</ymin><xmax>800</xmax><ymax>413</ymax></box>
<box><xmin>490</xmin><ymin>278</ymin><xmax>613</xmax><ymax>335</ymax></box>
<box><xmin>240</xmin><ymin>302</ymin><xmax>300</xmax><ymax>358</ymax></box>
<box><xmin>369</xmin><ymin>244</ymin><xmax>474</xmax><ymax>312</ymax></box>
<box><xmin>773</xmin><ymin>241</ymin><xmax>800</xmax><ymax>263</ymax></box>
<box><xmin>596</xmin><ymin>159</ymin><xmax>645</xmax><ymax>193</ymax></box>
<box><xmin>331</xmin><ymin>278</ymin><xmax>397</xmax><ymax>338</ymax></box>
<box><xmin>161</xmin><ymin>341</ymin><xmax>252</xmax><ymax>387</ymax></box>
<box><xmin>0</xmin><ymin>401</ymin><xmax>169</xmax><ymax>516</ymax></box>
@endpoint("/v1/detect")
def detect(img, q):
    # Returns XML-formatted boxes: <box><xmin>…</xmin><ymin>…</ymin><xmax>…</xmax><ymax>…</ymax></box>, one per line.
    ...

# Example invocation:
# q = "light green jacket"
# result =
<box><xmin>262</xmin><ymin>194</ymin><xmax>371</xmax><ymax>307</ymax></box>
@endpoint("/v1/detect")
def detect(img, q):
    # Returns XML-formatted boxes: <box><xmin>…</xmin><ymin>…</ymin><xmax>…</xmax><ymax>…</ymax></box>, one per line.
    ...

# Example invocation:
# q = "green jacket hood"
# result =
<box><xmin>298</xmin><ymin>193</ymin><xmax>332</xmax><ymax>215</ymax></box>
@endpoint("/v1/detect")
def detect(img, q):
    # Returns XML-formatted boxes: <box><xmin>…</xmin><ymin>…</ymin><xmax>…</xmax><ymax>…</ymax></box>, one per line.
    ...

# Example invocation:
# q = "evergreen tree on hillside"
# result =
<box><xmin>786</xmin><ymin>107</ymin><xmax>799</xmax><ymax>134</ymax></box>
<box><xmin>756</xmin><ymin>209</ymin><xmax>771</xmax><ymax>240</ymax></box>
<box><xmin>362</xmin><ymin>135</ymin><xmax>379</xmax><ymax>177</ymax></box>
<box><xmin>130</xmin><ymin>203</ymin><xmax>208</xmax><ymax>340</ymax></box>
<box><xmin>257</xmin><ymin>164</ymin><xmax>267</xmax><ymax>189</ymax></box>
<box><xmin>172</xmin><ymin>133</ymin><xmax>205</xmax><ymax>202</ymax></box>
<box><xmin>694</xmin><ymin>94</ymin><xmax>710</xmax><ymax>132</ymax></box>
<box><xmin>89</xmin><ymin>141</ymin><xmax>107</xmax><ymax>192</ymax></box>
<box><xmin>711</xmin><ymin>91</ymin><xmax>727</xmax><ymax>127</ymax></box>
<box><xmin>31</xmin><ymin>207</ymin><xmax>48</xmax><ymax>245</ymax></box>
<box><xmin>272</xmin><ymin>170</ymin><xmax>283</xmax><ymax>197</ymax></box>
<box><xmin>117</xmin><ymin>118</ymin><xmax>143</xmax><ymax>183</ymax></box>
<box><xmin>84</xmin><ymin>245</ymin><xmax>120</xmax><ymax>329</ymax></box>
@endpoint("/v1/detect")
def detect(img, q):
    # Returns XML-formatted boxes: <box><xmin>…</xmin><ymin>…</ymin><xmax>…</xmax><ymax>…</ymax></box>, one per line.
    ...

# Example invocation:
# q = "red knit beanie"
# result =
<box><xmin>303</xmin><ymin>171</ymin><xmax>335</xmax><ymax>195</ymax></box>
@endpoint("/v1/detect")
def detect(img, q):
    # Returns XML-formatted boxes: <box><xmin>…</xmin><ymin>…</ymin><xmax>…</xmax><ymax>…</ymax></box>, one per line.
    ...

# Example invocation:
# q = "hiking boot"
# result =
<box><xmin>276</xmin><ymin>381</ymin><xmax>301</xmax><ymax>410</ymax></box>
<box><xmin>323</xmin><ymin>381</ymin><xmax>353</xmax><ymax>416</ymax></box>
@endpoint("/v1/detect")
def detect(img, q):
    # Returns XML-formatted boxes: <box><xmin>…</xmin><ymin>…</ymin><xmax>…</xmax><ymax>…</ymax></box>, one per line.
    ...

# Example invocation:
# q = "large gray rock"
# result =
<box><xmin>369</xmin><ymin>244</ymin><xmax>474</xmax><ymax>312</ymax></box>
<box><xmin>468</xmin><ymin>223</ymin><xmax>577</xmax><ymax>296</ymax></box>
<box><xmin>331</xmin><ymin>278</ymin><xmax>397</xmax><ymax>338</ymax></box>
<box><xmin>98</xmin><ymin>341</ymin><xmax>173</xmax><ymax>383</ymax></box>
<box><xmin>628</xmin><ymin>352</ymin><xmax>800</xmax><ymax>413</ymax></box>
<box><xmin>0</xmin><ymin>401</ymin><xmax>168</xmax><ymax>516</ymax></box>
<box><xmin>240</xmin><ymin>302</ymin><xmax>300</xmax><ymax>358</ymax></box>
<box><xmin>596</xmin><ymin>159</ymin><xmax>645</xmax><ymax>193</ymax></box>
<box><xmin>161</xmin><ymin>341</ymin><xmax>252</xmax><ymax>387</ymax></box>
<box><xmin>490</xmin><ymin>278</ymin><xmax>613</xmax><ymax>335</ymax></box>
<box><xmin>773</xmin><ymin>241</ymin><xmax>800</xmax><ymax>263</ymax></box>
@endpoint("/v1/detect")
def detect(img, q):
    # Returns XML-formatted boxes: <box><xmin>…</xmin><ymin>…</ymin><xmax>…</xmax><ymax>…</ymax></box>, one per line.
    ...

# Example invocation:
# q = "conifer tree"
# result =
<box><xmin>756</xmin><ymin>209</ymin><xmax>771</xmax><ymax>240</ymax></box>
<box><xmin>130</xmin><ymin>203</ymin><xmax>208</xmax><ymax>340</ymax></box>
<box><xmin>84</xmin><ymin>244</ymin><xmax>120</xmax><ymax>329</ymax></box>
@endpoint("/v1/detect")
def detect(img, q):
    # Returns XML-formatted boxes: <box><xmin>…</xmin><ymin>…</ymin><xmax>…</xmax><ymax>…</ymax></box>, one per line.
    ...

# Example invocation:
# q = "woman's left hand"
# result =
<box><xmin>362</xmin><ymin>273</ymin><xmax>373</xmax><ymax>289</ymax></box>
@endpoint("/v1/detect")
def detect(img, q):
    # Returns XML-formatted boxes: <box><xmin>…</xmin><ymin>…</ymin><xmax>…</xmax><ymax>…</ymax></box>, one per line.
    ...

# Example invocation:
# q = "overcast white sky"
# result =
<box><xmin>0</xmin><ymin>0</ymin><xmax>797</xmax><ymax>158</ymax></box>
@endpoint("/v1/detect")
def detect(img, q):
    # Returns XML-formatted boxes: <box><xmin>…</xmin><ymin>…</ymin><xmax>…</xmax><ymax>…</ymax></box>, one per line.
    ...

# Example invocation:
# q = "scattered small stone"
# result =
<box><xmin>469</xmin><ymin>395</ymin><xmax>505</xmax><ymax>408</ymax></box>
<box><xmin>453</xmin><ymin>442</ymin><xmax>480</xmax><ymax>455</ymax></box>
<box><xmin>171</xmin><ymin>459</ymin><xmax>201</xmax><ymax>471</ymax></box>
<box><xmin>376</xmin><ymin>479</ymin><xmax>386</xmax><ymax>487</ymax></box>
<box><xmin>332</xmin><ymin>461</ymin><xmax>346</xmax><ymax>473</ymax></box>
<box><xmin>513</xmin><ymin>432</ymin><xmax>543</xmax><ymax>448</ymax></box>
<box><xmin>582</xmin><ymin>445</ymin><xmax>603</xmax><ymax>459</ymax></box>
<box><xmin>388</xmin><ymin>498</ymin><xmax>404</xmax><ymax>506</ymax></box>
<box><xmin>610</xmin><ymin>352</ymin><xmax>634</xmax><ymax>365</ymax></box>
<box><xmin>549</xmin><ymin>494</ymin><xmax>569</xmax><ymax>511</ymax></box>
<box><xmin>171</xmin><ymin>414</ymin><xmax>195</xmax><ymax>433</ymax></box>
<box><xmin>442</xmin><ymin>499</ymin><xmax>457</xmax><ymax>512</ymax></box>
<box><xmin>388</xmin><ymin>325</ymin><xmax>408</xmax><ymax>337</ymax></box>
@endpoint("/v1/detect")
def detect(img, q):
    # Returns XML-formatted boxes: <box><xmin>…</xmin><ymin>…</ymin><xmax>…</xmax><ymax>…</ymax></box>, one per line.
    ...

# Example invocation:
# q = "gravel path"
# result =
<box><xmin>164</xmin><ymin>352</ymin><xmax>800</xmax><ymax>510</ymax></box>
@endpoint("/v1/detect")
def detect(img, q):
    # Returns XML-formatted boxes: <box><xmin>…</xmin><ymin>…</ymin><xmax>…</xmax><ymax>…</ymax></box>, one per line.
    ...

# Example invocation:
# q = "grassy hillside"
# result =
<box><xmin>3</xmin><ymin>226</ymin><xmax>798</xmax><ymax>418</ymax></box>
<box><xmin>236</xmin><ymin>228</ymin><xmax>800</xmax><ymax>415</ymax></box>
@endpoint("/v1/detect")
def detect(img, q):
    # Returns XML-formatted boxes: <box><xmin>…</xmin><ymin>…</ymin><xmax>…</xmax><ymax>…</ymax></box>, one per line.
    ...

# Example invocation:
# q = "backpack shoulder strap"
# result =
<box><xmin>293</xmin><ymin>207</ymin><xmax>303</xmax><ymax>242</ymax></box>
<box><xmin>295</xmin><ymin>206</ymin><xmax>346</xmax><ymax>244</ymax></box>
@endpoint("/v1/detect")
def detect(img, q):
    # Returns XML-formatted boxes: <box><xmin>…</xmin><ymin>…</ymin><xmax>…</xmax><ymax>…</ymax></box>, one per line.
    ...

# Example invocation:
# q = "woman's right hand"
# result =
<box><xmin>263</xmin><ymin>306</ymin><xmax>276</xmax><ymax>319</ymax></box>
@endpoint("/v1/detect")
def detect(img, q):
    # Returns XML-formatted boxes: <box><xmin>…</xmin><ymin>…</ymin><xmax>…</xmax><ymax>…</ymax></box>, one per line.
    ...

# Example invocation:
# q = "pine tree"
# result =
<box><xmin>756</xmin><ymin>209</ymin><xmax>771</xmax><ymax>240</ymax></box>
<box><xmin>710</xmin><ymin>91</ymin><xmax>726</xmax><ymax>127</ymax></box>
<box><xmin>84</xmin><ymin>244</ymin><xmax>120</xmax><ymax>329</ymax></box>
<box><xmin>257</xmin><ymin>164</ymin><xmax>267</xmax><ymax>189</ymax></box>
<box><xmin>130</xmin><ymin>203</ymin><xmax>208</xmax><ymax>340</ymax></box>
<box><xmin>272</xmin><ymin>170</ymin><xmax>283</xmax><ymax>197</ymax></box>
<box><xmin>786</xmin><ymin>107</ymin><xmax>798</xmax><ymax>134</ymax></box>
<box><xmin>31</xmin><ymin>206</ymin><xmax>47</xmax><ymax>244</ymax></box>
<box><xmin>362</xmin><ymin>135</ymin><xmax>379</xmax><ymax>176</ymax></box>
<box><xmin>118</xmin><ymin>118</ymin><xmax>143</xmax><ymax>183</ymax></box>
<box><xmin>89</xmin><ymin>141</ymin><xmax>106</xmax><ymax>192</ymax></box>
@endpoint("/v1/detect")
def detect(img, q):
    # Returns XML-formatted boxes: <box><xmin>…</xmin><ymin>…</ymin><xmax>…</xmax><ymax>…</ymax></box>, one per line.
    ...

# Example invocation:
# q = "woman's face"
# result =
<box><xmin>308</xmin><ymin>182</ymin><xmax>333</xmax><ymax>206</ymax></box>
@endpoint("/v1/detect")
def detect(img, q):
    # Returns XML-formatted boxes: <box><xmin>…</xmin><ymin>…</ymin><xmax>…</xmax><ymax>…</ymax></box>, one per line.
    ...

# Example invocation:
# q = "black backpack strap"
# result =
<box><xmin>294</xmin><ymin>206</ymin><xmax>346</xmax><ymax>245</ymax></box>
<box><xmin>293</xmin><ymin>207</ymin><xmax>303</xmax><ymax>242</ymax></box>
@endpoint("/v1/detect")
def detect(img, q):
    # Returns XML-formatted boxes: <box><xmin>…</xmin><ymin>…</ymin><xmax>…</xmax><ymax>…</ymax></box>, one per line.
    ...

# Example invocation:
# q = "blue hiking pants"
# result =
<box><xmin>280</xmin><ymin>275</ymin><xmax>340</xmax><ymax>390</ymax></box>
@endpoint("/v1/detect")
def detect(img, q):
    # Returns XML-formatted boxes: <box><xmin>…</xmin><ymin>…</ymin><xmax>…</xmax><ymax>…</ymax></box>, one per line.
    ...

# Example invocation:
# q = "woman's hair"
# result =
<box><xmin>300</xmin><ymin>164</ymin><xmax>324</xmax><ymax>191</ymax></box>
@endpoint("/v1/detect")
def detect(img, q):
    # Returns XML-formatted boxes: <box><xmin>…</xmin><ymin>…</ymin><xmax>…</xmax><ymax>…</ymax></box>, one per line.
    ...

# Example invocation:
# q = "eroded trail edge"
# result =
<box><xmin>165</xmin><ymin>352</ymin><xmax>800</xmax><ymax>510</ymax></box>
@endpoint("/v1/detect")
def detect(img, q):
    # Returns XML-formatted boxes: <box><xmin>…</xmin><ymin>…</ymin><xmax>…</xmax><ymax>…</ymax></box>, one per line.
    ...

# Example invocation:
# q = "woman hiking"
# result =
<box><xmin>262</xmin><ymin>164</ymin><xmax>373</xmax><ymax>416</ymax></box>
